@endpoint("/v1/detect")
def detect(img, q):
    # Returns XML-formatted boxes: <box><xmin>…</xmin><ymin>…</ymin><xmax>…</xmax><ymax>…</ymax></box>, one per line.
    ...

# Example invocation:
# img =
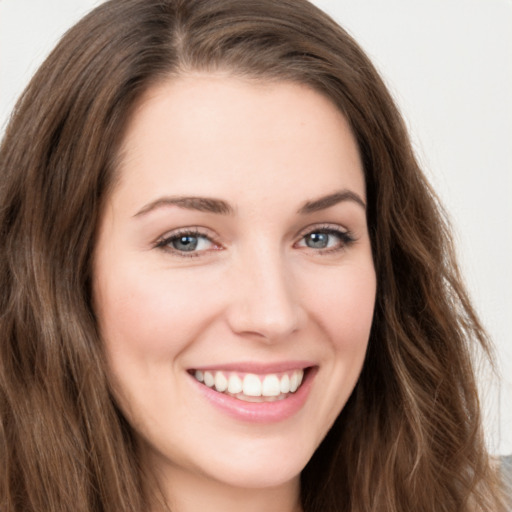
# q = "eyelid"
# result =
<box><xmin>295</xmin><ymin>222</ymin><xmax>350</xmax><ymax>239</ymax></box>
<box><xmin>153</xmin><ymin>223</ymin><xmax>355</xmax><ymax>258</ymax></box>
<box><xmin>294</xmin><ymin>223</ymin><xmax>356</xmax><ymax>252</ymax></box>
<box><xmin>154</xmin><ymin>226</ymin><xmax>223</xmax><ymax>257</ymax></box>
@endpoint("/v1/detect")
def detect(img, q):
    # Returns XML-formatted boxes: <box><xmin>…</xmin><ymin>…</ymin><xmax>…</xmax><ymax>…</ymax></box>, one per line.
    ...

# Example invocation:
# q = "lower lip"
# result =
<box><xmin>189</xmin><ymin>368</ymin><xmax>317</xmax><ymax>424</ymax></box>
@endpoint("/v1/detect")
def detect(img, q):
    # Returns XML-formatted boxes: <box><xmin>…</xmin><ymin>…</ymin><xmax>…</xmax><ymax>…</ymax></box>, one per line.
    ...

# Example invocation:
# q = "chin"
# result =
<box><xmin>222</xmin><ymin>459</ymin><xmax>305</xmax><ymax>489</ymax></box>
<box><xmin>144</xmin><ymin>431</ymin><xmax>315</xmax><ymax>492</ymax></box>
<box><xmin>196</xmin><ymin>436</ymin><xmax>317</xmax><ymax>490</ymax></box>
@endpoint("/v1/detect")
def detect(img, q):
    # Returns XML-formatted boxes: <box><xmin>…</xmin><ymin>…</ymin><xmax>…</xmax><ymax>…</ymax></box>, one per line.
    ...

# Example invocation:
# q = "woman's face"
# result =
<box><xmin>93</xmin><ymin>75</ymin><xmax>376</xmax><ymax>493</ymax></box>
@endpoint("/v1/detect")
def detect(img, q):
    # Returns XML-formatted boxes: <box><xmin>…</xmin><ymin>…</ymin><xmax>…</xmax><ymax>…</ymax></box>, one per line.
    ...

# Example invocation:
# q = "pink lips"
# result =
<box><xmin>188</xmin><ymin>364</ymin><xmax>317</xmax><ymax>424</ymax></box>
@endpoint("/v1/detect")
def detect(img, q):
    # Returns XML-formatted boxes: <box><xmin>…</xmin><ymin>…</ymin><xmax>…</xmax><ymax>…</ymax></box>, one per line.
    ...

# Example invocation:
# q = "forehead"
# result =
<box><xmin>114</xmin><ymin>74</ymin><xmax>365</xmax><ymax>211</ymax></box>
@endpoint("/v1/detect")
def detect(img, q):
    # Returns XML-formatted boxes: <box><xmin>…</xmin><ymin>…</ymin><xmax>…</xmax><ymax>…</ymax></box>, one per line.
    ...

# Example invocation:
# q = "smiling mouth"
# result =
<box><xmin>190</xmin><ymin>368</ymin><xmax>307</xmax><ymax>402</ymax></box>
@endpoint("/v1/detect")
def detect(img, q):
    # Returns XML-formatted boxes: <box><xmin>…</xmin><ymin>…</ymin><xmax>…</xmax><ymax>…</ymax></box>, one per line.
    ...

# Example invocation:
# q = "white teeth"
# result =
<box><xmin>214</xmin><ymin>372</ymin><xmax>228</xmax><ymax>392</ymax></box>
<box><xmin>193</xmin><ymin>369</ymin><xmax>305</xmax><ymax>399</ymax></box>
<box><xmin>243</xmin><ymin>374</ymin><xmax>262</xmax><ymax>397</ymax></box>
<box><xmin>227</xmin><ymin>374</ymin><xmax>243</xmax><ymax>394</ymax></box>
<box><xmin>280</xmin><ymin>374</ymin><xmax>290</xmax><ymax>393</ymax></box>
<box><xmin>204</xmin><ymin>371</ymin><xmax>215</xmax><ymax>388</ymax></box>
<box><xmin>262</xmin><ymin>374</ymin><xmax>280</xmax><ymax>396</ymax></box>
<box><xmin>289</xmin><ymin>371</ymin><xmax>299</xmax><ymax>392</ymax></box>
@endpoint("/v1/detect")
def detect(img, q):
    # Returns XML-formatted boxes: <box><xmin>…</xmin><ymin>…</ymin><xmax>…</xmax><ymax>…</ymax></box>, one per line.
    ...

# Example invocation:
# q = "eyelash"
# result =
<box><xmin>155</xmin><ymin>225</ymin><xmax>355</xmax><ymax>258</ymax></box>
<box><xmin>295</xmin><ymin>225</ymin><xmax>356</xmax><ymax>254</ymax></box>
<box><xmin>155</xmin><ymin>228</ymin><xmax>220</xmax><ymax>258</ymax></box>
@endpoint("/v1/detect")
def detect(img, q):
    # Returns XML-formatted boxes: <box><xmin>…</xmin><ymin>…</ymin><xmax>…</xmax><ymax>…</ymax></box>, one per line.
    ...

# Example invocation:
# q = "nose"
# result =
<box><xmin>225</xmin><ymin>246</ymin><xmax>305</xmax><ymax>342</ymax></box>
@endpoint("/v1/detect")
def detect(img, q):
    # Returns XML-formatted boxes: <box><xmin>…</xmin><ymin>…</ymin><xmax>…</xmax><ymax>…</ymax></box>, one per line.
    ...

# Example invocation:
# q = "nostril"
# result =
<box><xmin>226</xmin><ymin>302</ymin><xmax>304</xmax><ymax>341</ymax></box>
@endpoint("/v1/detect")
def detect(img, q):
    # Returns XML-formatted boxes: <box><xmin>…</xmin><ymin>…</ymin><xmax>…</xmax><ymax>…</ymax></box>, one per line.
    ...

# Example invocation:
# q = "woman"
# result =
<box><xmin>0</xmin><ymin>0</ymin><xmax>507</xmax><ymax>510</ymax></box>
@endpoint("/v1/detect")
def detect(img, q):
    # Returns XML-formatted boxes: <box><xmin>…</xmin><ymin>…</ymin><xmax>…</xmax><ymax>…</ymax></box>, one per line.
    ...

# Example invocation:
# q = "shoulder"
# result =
<box><xmin>502</xmin><ymin>455</ymin><xmax>512</xmax><ymax>510</ymax></box>
<box><xmin>502</xmin><ymin>454</ymin><xmax>512</xmax><ymax>481</ymax></box>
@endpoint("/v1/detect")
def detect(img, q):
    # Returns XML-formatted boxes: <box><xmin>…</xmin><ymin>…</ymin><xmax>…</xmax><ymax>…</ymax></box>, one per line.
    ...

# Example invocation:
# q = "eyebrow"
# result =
<box><xmin>134</xmin><ymin>188</ymin><xmax>365</xmax><ymax>218</ymax></box>
<box><xmin>134</xmin><ymin>196</ymin><xmax>235</xmax><ymax>217</ymax></box>
<box><xmin>297</xmin><ymin>190</ymin><xmax>366</xmax><ymax>214</ymax></box>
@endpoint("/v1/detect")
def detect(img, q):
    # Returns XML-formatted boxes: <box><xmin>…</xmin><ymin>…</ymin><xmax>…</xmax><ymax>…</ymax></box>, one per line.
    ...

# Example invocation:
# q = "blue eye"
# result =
<box><xmin>298</xmin><ymin>228</ymin><xmax>354</xmax><ymax>252</ymax></box>
<box><xmin>304</xmin><ymin>232</ymin><xmax>331</xmax><ymax>249</ymax></box>
<box><xmin>156</xmin><ymin>230</ymin><xmax>216</xmax><ymax>255</ymax></box>
<box><xmin>171</xmin><ymin>234</ymin><xmax>201</xmax><ymax>252</ymax></box>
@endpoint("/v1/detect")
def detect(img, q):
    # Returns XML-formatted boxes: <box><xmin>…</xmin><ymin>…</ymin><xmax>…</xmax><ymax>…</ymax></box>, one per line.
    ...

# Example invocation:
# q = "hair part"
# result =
<box><xmin>0</xmin><ymin>0</ymin><xmax>506</xmax><ymax>510</ymax></box>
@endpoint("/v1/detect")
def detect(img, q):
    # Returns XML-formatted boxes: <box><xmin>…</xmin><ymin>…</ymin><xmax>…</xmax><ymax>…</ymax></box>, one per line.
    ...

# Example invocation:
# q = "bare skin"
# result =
<box><xmin>93</xmin><ymin>74</ymin><xmax>376</xmax><ymax>512</ymax></box>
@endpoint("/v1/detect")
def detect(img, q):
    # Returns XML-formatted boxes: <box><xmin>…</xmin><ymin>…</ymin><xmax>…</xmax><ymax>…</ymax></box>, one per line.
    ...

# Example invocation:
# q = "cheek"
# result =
<box><xmin>93</xmin><ymin>264</ymin><xmax>220</xmax><ymax>427</ymax></box>
<box><xmin>308</xmin><ymin>262</ymin><xmax>376</xmax><ymax>349</ymax></box>
<box><xmin>297</xmin><ymin>260</ymin><xmax>376</xmax><ymax>440</ymax></box>
<box><xmin>94</xmin><ymin>262</ymin><xmax>220</xmax><ymax>364</ymax></box>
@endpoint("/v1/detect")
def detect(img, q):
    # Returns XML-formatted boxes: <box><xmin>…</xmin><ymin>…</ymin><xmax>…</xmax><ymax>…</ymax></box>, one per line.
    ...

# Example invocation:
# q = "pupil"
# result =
<box><xmin>307</xmin><ymin>232</ymin><xmax>328</xmax><ymax>248</ymax></box>
<box><xmin>173</xmin><ymin>235</ymin><xmax>198</xmax><ymax>251</ymax></box>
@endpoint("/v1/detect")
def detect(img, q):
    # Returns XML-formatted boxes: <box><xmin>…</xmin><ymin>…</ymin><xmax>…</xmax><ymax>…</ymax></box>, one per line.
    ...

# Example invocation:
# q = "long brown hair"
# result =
<box><xmin>0</xmin><ymin>0</ymin><xmax>505</xmax><ymax>510</ymax></box>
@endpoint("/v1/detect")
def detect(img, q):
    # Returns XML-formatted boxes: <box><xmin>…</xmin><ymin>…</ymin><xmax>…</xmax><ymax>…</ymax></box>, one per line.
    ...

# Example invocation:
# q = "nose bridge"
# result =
<box><xmin>227</xmin><ymin>242</ymin><xmax>303</xmax><ymax>340</ymax></box>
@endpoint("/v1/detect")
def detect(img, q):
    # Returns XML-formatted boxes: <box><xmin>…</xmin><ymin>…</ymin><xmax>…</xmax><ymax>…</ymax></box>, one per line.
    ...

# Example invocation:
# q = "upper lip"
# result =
<box><xmin>189</xmin><ymin>361</ymin><xmax>315</xmax><ymax>374</ymax></box>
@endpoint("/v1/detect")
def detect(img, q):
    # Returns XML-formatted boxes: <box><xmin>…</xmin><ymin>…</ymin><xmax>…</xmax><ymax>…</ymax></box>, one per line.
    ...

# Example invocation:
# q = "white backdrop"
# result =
<box><xmin>1</xmin><ymin>0</ymin><xmax>510</xmax><ymax>454</ymax></box>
